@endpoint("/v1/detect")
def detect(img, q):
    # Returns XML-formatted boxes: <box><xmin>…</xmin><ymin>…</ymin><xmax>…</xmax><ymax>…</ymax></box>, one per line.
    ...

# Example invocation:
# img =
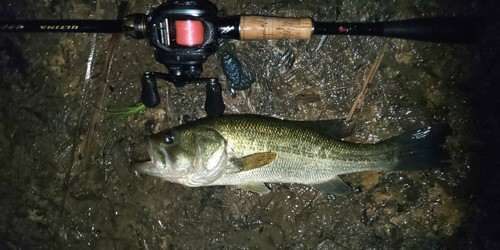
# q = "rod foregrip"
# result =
<box><xmin>239</xmin><ymin>16</ymin><xmax>313</xmax><ymax>40</ymax></box>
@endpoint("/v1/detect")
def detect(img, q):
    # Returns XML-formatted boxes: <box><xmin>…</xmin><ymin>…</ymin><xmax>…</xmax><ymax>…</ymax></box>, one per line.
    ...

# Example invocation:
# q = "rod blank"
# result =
<box><xmin>314</xmin><ymin>17</ymin><xmax>483</xmax><ymax>43</ymax></box>
<box><xmin>0</xmin><ymin>20</ymin><xmax>124</xmax><ymax>33</ymax></box>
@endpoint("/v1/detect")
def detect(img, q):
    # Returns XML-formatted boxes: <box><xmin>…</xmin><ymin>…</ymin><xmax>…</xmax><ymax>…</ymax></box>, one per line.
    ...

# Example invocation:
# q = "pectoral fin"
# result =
<box><xmin>311</xmin><ymin>176</ymin><xmax>352</xmax><ymax>195</ymax></box>
<box><xmin>239</xmin><ymin>182</ymin><xmax>271</xmax><ymax>194</ymax></box>
<box><xmin>234</xmin><ymin>152</ymin><xmax>277</xmax><ymax>171</ymax></box>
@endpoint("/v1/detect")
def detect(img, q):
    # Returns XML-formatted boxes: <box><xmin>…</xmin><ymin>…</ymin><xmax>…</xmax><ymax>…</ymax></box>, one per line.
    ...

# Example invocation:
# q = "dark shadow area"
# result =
<box><xmin>450</xmin><ymin>2</ymin><xmax>500</xmax><ymax>248</ymax></box>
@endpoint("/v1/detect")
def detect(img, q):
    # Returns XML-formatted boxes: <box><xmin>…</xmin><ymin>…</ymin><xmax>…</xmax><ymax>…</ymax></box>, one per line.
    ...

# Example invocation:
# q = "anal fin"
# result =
<box><xmin>311</xmin><ymin>176</ymin><xmax>352</xmax><ymax>195</ymax></box>
<box><xmin>239</xmin><ymin>182</ymin><xmax>270</xmax><ymax>194</ymax></box>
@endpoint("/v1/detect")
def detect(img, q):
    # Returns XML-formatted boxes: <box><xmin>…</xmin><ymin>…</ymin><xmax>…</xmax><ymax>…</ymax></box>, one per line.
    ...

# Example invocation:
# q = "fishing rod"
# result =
<box><xmin>0</xmin><ymin>0</ymin><xmax>483</xmax><ymax>117</ymax></box>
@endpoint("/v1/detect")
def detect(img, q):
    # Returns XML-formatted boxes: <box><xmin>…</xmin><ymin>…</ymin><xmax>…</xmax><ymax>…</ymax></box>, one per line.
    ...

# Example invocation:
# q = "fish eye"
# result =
<box><xmin>165</xmin><ymin>132</ymin><xmax>175</xmax><ymax>144</ymax></box>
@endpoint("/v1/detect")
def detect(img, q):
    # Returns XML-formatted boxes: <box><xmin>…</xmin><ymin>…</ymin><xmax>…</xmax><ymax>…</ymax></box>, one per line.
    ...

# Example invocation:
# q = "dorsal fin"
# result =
<box><xmin>297</xmin><ymin>119</ymin><xmax>353</xmax><ymax>140</ymax></box>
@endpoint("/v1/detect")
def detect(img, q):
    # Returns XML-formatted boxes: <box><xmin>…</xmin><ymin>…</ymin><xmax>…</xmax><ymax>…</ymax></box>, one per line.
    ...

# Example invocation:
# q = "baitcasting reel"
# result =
<box><xmin>124</xmin><ymin>0</ymin><xmax>220</xmax><ymax>113</ymax></box>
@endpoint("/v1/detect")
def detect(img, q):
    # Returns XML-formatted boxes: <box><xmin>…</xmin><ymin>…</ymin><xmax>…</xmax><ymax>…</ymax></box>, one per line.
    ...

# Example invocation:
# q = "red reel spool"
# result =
<box><xmin>175</xmin><ymin>20</ymin><xmax>204</xmax><ymax>46</ymax></box>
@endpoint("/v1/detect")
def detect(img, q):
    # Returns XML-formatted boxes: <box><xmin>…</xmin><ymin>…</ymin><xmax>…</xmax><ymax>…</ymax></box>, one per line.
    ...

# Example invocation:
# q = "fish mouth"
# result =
<box><xmin>148</xmin><ymin>139</ymin><xmax>172</xmax><ymax>169</ymax></box>
<box><xmin>133</xmin><ymin>139</ymin><xmax>172</xmax><ymax>178</ymax></box>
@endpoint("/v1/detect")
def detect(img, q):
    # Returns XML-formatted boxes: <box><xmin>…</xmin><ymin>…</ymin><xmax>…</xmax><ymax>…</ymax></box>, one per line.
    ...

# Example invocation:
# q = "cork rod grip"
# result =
<box><xmin>239</xmin><ymin>16</ymin><xmax>313</xmax><ymax>40</ymax></box>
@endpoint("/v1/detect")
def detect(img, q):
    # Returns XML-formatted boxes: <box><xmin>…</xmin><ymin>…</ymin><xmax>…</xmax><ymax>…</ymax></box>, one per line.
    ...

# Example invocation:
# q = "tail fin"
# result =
<box><xmin>385</xmin><ymin>125</ymin><xmax>450</xmax><ymax>170</ymax></box>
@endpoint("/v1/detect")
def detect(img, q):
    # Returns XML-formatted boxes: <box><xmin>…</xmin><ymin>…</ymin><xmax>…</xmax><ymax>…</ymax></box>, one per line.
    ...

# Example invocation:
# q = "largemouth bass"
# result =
<box><xmin>135</xmin><ymin>114</ymin><xmax>448</xmax><ymax>194</ymax></box>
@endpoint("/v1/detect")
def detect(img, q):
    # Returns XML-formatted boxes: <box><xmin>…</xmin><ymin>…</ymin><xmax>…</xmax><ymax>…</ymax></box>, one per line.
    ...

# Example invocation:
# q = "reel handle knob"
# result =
<box><xmin>141</xmin><ymin>72</ymin><xmax>161</xmax><ymax>107</ymax></box>
<box><xmin>205</xmin><ymin>79</ymin><xmax>225</xmax><ymax>118</ymax></box>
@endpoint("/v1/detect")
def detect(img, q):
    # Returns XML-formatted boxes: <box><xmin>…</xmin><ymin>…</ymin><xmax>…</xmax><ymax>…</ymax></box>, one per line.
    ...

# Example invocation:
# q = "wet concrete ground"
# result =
<box><xmin>1</xmin><ymin>0</ymin><xmax>499</xmax><ymax>249</ymax></box>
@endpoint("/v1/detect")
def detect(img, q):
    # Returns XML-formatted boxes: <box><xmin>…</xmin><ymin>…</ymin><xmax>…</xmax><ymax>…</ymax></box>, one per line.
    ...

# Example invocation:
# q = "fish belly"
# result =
<box><xmin>209</xmin><ymin>152</ymin><xmax>389</xmax><ymax>186</ymax></box>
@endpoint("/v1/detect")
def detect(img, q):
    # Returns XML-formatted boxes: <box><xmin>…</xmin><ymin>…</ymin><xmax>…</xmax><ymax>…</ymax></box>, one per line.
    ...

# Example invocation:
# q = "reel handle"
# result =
<box><xmin>141</xmin><ymin>72</ymin><xmax>225</xmax><ymax>118</ymax></box>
